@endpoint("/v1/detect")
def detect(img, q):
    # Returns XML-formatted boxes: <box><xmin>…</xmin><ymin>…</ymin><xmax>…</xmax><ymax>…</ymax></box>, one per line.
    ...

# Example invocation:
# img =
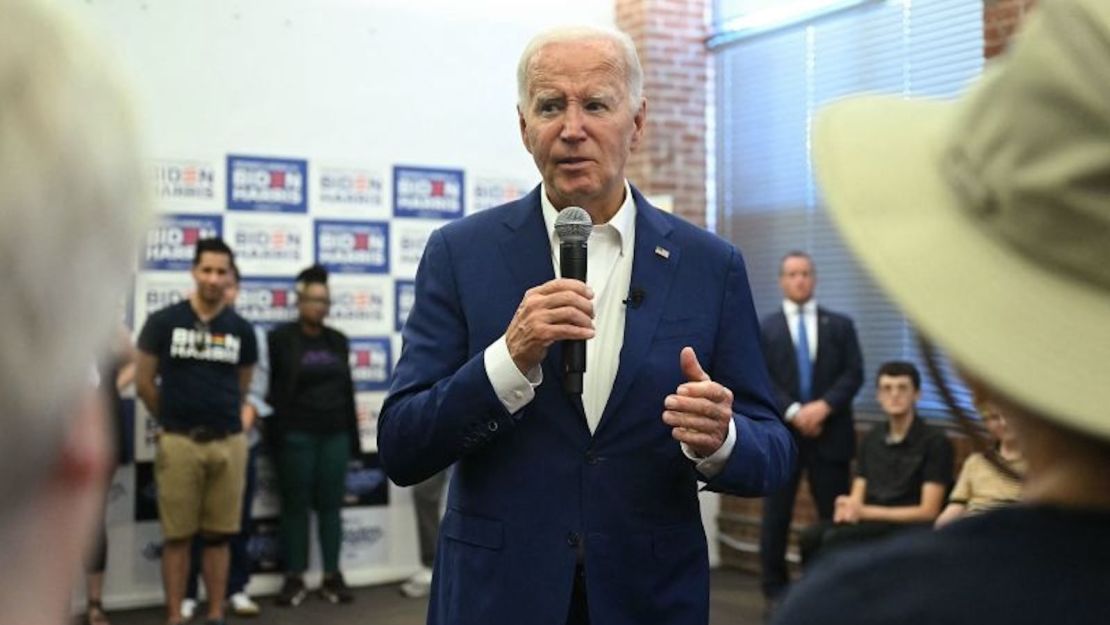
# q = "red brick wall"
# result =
<box><xmin>984</xmin><ymin>0</ymin><xmax>1037</xmax><ymax>58</ymax></box>
<box><xmin>616</xmin><ymin>0</ymin><xmax>709</xmax><ymax>226</ymax></box>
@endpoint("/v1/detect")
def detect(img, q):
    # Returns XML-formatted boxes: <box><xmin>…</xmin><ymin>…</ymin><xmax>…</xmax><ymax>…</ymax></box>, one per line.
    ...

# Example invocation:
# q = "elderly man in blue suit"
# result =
<box><xmin>378</xmin><ymin>25</ymin><xmax>795</xmax><ymax>625</ymax></box>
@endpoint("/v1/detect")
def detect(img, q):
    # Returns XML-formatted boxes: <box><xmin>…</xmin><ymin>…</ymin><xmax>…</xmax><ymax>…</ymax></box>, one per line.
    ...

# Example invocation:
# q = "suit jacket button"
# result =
<box><xmin>585</xmin><ymin>451</ymin><xmax>598</xmax><ymax>465</ymax></box>
<box><xmin>566</xmin><ymin>532</ymin><xmax>580</xmax><ymax>548</ymax></box>
<box><xmin>487</xmin><ymin>420</ymin><xmax>499</xmax><ymax>432</ymax></box>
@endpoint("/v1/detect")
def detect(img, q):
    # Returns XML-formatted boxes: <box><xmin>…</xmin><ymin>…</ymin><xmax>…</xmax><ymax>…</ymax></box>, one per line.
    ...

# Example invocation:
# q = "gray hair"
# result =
<box><xmin>516</xmin><ymin>25</ymin><xmax>644</xmax><ymax>112</ymax></box>
<box><xmin>0</xmin><ymin>0</ymin><xmax>148</xmax><ymax>512</ymax></box>
<box><xmin>780</xmin><ymin>250</ymin><xmax>816</xmax><ymax>275</ymax></box>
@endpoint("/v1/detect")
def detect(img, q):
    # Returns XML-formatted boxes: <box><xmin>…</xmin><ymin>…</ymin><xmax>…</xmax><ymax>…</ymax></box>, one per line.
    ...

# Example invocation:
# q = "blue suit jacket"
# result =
<box><xmin>378</xmin><ymin>186</ymin><xmax>795</xmax><ymax>625</ymax></box>
<box><xmin>760</xmin><ymin>308</ymin><xmax>863</xmax><ymax>462</ymax></box>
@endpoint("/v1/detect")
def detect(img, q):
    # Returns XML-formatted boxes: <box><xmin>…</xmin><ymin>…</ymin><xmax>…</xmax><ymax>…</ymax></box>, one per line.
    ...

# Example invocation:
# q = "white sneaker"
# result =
<box><xmin>399</xmin><ymin>567</ymin><xmax>434</xmax><ymax>598</ymax></box>
<box><xmin>229</xmin><ymin>592</ymin><xmax>261</xmax><ymax>617</ymax></box>
<box><xmin>180</xmin><ymin>598</ymin><xmax>198</xmax><ymax>622</ymax></box>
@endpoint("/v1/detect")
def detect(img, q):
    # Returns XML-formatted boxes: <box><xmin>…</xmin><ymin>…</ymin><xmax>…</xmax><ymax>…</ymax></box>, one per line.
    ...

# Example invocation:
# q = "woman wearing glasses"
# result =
<box><xmin>268</xmin><ymin>265</ymin><xmax>359</xmax><ymax>607</ymax></box>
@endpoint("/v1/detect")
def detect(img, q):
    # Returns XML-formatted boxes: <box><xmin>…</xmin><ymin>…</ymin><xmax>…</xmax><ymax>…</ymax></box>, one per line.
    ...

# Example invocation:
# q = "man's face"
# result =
<box><xmin>191</xmin><ymin>251</ymin><xmax>232</xmax><ymax>306</ymax></box>
<box><xmin>779</xmin><ymin>256</ymin><xmax>815</xmax><ymax>305</ymax></box>
<box><xmin>518</xmin><ymin>38</ymin><xmax>646</xmax><ymax>217</ymax></box>
<box><xmin>876</xmin><ymin>374</ymin><xmax>920</xmax><ymax>419</ymax></box>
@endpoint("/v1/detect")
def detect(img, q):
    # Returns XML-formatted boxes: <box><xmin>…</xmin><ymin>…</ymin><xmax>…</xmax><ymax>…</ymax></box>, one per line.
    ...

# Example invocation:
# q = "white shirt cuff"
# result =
<box><xmin>483</xmin><ymin>334</ymin><xmax>541</xmax><ymax>414</ymax></box>
<box><xmin>681</xmin><ymin>417</ymin><xmax>737</xmax><ymax>478</ymax></box>
<box><xmin>784</xmin><ymin>402</ymin><xmax>802</xmax><ymax>422</ymax></box>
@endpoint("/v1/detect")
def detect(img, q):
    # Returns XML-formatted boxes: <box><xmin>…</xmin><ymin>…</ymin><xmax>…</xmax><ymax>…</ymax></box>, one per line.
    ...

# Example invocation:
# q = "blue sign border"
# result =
<box><xmin>141</xmin><ymin>214</ymin><xmax>223</xmax><ymax>271</ymax></box>
<box><xmin>392</xmin><ymin>165</ymin><xmax>465</xmax><ymax>220</ymax></box>
<box><xmin>349</xmin><ymin>337</ymin><xmax>392</xmax><ymax>392</ymax></box>
<box><xmin>314</xmin><ymin>220</ymin><xmax>390</xmax><ymax>274</ymax></box>
<box><xmin>227</xmin><ymin>154</ymin><xmax>309</xmax><ymax>213</ymax></box>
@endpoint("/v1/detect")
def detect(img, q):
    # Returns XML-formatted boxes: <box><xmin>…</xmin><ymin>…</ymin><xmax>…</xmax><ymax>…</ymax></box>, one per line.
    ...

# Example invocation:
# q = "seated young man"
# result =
<box><xmin>799</xmin><ymin>361</ymin><xmax>953</xmax><ymax>564</ymax></box>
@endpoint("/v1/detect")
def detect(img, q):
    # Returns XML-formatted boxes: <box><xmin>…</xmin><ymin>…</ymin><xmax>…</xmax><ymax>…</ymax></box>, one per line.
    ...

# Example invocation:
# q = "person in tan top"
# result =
<box><xmin>935</xmin><ymin>403</ymin><xmax>1024</xmax><ymax>528</ymax></box>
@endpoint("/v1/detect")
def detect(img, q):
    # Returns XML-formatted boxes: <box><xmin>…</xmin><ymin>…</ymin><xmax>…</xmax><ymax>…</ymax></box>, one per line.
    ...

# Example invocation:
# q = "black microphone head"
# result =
<box><xmin>554</xmin><ymin>206</ymin><xmax>592</xmax><ymax>244</ymax></box>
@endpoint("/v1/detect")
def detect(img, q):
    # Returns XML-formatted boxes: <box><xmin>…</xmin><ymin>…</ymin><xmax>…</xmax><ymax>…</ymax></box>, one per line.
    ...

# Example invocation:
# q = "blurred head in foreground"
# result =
<box><xmin>0</xmin><ymin>0</ymin><xmax>147</xmax><ymax>621</ymax></box>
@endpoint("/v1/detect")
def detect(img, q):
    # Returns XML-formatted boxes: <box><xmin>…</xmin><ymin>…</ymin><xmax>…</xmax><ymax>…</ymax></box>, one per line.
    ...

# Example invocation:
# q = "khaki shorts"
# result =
<box><xmin>154</xmin><ymin>431</ymin><xmax>247</xmax><ymax>540</ymax></box>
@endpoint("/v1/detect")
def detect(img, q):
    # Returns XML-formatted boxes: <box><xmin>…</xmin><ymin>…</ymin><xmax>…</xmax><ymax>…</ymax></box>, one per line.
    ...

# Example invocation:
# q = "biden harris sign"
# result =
<box><xmin>392</xmin><ymin>165</ymin><xmax>464</xmax><ymax>219</ymax></box>
<box><xmin>228</xmin><ymin>155</ymin><xmax>308</xmax><ymax>213</ymax></box>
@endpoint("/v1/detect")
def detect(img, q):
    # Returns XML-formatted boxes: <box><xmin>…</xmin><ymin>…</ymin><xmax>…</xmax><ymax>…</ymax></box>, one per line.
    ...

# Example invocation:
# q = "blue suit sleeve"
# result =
<box><xmin>377</xmin><ymin>229</ymin><xmax>517</xmax><ymax>486</ymax></box>
<box><xmin>702</xmin><ymin>249</ymin><xmax>796</xmax><ymax>495</ymax></box>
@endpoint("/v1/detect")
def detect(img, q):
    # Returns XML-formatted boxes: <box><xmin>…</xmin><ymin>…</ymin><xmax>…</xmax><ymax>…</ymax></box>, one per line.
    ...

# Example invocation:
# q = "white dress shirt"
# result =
<box><xmin>782</xmin><ymin>298</ymin><xmax>818</xmax><ymax>421</ymax></box>
<box><xmin>483</xmin><ymin>181</ymin><xmax>734</xmax><ymax>477</ymax></box>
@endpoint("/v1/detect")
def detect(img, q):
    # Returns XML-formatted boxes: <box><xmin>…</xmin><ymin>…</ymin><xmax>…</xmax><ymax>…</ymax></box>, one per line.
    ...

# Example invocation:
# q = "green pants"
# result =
<box><xmin>279</xmin><ymin>431</ymin><xmax>350</xmax><ymax>574</ymax></box>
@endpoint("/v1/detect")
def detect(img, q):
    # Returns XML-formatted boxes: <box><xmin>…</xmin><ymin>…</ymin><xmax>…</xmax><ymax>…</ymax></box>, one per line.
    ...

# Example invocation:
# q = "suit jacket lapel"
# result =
<box><xmin>774</xmin><ymin>310</ymin><xmax>801</xmax><ymax>395</ymax></box>
<box><xmin>497</xmin><ymin>186</ymin><xmax>587</xmax><ymax>423</ymax></box>
<box><xmin>813</xmin><ymin>307</ymin><xmax>829</xmax><ymax>380</ymax></box>
<box><xmin>498</xmin><ymin>186</ymin><xmax>554</xmax><ymax>294</ymax></box>
<box><xmin>595</xmin><ymin>188</ymin><xmax>680</xmax><ymax>435</ymax></box>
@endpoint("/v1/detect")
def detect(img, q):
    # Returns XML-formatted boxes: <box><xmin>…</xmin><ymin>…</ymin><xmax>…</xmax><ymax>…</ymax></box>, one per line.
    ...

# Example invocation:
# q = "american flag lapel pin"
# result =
<box><xmin>655</xmin><ymin>246</ymin><xmax>670</xmax><ymax>259</ymax></box>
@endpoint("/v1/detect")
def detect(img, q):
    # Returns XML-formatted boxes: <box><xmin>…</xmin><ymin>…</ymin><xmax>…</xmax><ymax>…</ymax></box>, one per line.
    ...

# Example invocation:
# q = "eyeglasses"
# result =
<box><xmin>193</xmin><ymin>320</ymin><xmax>209</xmax><ymax>352</ymax></box>
<box><xmin>299</xmin><ymin>296</ymin><xmax>331</xmax><ymax>306</ymax></box>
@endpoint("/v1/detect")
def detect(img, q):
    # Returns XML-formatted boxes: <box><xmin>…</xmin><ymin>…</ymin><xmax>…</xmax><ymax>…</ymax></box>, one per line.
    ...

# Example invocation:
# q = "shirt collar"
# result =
<box><xmin>783</xmin><ymin>298</ymin><xmax>817</xmax><ymax>316</ymax></box>
<box><xmin>884</xmin><ymin>416</ymin><xmax>923</xmax><ymax>445</ymax></box>
<box><xmin>541</xmin><ymin>180</ymin><xmax>636</xmax><ymax>258</ymax></box>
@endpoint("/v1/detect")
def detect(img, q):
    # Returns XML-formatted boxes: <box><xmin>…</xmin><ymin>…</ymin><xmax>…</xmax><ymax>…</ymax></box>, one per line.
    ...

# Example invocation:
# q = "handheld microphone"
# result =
<box><xmin>554</xmin><ymin>207</ymin><xmax>592</xmax><ymax>395</ymax></box>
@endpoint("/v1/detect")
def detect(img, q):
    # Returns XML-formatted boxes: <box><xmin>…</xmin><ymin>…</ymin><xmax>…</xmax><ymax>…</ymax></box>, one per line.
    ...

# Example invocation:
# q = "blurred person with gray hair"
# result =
<box><xmin>0</xmin><ymin>0</ymin><xmax>147</xmax><ymax>624</ymax></box>
<box><xmin>773</xmin><ymin>0</ymin><xmax>1110</xmax><ymax>623</ymax></box>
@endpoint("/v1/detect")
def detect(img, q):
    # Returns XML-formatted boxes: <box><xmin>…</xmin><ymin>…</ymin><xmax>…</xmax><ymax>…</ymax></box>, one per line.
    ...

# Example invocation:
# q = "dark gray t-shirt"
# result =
<box><xmin>859</xmin><ymin>417</ymin><xmax>953</xmax><ymax>506</ymax></box>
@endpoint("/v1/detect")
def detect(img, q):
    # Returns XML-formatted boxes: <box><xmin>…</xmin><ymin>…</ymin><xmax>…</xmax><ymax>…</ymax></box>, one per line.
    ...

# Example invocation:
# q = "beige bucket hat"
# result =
<box><xmin>813</xmin><ymin>0</ymin><xmax>1110</xmax><ymax>442</ymax></box>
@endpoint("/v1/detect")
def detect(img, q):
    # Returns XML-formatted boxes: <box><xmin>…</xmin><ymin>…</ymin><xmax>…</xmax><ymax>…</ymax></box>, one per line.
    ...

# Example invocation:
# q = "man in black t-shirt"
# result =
<box><xmin>798</xmin><ymin>362</ymin><xmax>952</xmax><ymax>565</ymax></box>
<box><xmin>136</xmin><ymin>238</ymin><xmax>257</xmax><ymax>625</ymax></box>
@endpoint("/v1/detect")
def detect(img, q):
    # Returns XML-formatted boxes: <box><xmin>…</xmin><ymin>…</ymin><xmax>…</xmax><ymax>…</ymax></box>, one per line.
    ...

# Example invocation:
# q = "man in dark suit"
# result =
<box><xmin>377</xmin><ymin>25</ymin><xmax>795</xmax><ymax>625</ymax></box>
<box><xmin>759</xmin><ymin>251</ymin><xmax>863</xmax><ymax>606</ymax></box>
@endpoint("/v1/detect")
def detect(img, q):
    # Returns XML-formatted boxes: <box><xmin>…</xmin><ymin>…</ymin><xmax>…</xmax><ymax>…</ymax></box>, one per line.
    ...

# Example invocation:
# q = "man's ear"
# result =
<box><xmin>629</xmin><ymin>98</ymin><xmax>647</xmax><ymax>150</ymax></box>
<box><xmin>518</xmin><ymin>105</ymin><xmax>534</xmax><ymax>154</ymax></box>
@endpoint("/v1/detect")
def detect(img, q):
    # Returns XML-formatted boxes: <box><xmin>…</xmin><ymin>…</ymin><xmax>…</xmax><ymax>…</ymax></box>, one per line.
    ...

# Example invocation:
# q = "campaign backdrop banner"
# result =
<box><xmin>471</xmin><ymin>175</ymin><xmax>532</xmax><ymax>213</ymax></box>
<box><xmin>349</xmin><ymin>337</ymin><xmax>391</xmax><ymax>392</ymax></box>
<box><xmin>315</xmin><ymin>220</ymin><xmax>390</xmax><ymax>274</ymax></box>
<box><xmin>390</xmin><ymin>219</ymin><xmax>439</xmax><ymax>278</ymax></box>
<box><xmin>133</xmin><ymin>272</ymin><xmax>194</xmax><ymax>334</ymax></box>
<box><xmin>227</xmin><ymin>155</ymin><xmax>308</xmax><ymax>213</ymax></box>
<box><xmin>122</xmin><ymin>155</ymin><xmax>518</xmax><ymax>608</ymax></box>
<box><xmin>151</xmin><ymin>159</ymin><xmax>219</xmax><ymax>207</ymax></box>
<box><xmin>226</xmin><ymin>213</ymin><xmax>312</xmax><ymax>276</ymax></box>
<box><xmin>344</xmin><ymin>453</ymin><xmax>389</xmax><ymax>508</ymax></box>
<box><xmin>315</xmin><ymin>165</ymin><xmax>388</xmax><ymax>218</ymax></box>
<box><xmin>338</xmin><ymin>508</ymin><xmax>391</xmax><ymax>570</ymax></box>
<box><xmin>327</xmin><ymin>275</ymin><xmax>392</xmax><ymax>336</ymax></box>
<box><xmin>393</xmin><ymin>165</ymin><xmax>464</xmax><ymax>220</ymax></box>
<box><xmin>237</xmin><ymin>277</ymin><xmax>298</xmax><ymax>329</ymax></box>
<box><xmin>142</xmin><ymin>214</ymin><xmax>223</xmax><ymax>271</ymax></box>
